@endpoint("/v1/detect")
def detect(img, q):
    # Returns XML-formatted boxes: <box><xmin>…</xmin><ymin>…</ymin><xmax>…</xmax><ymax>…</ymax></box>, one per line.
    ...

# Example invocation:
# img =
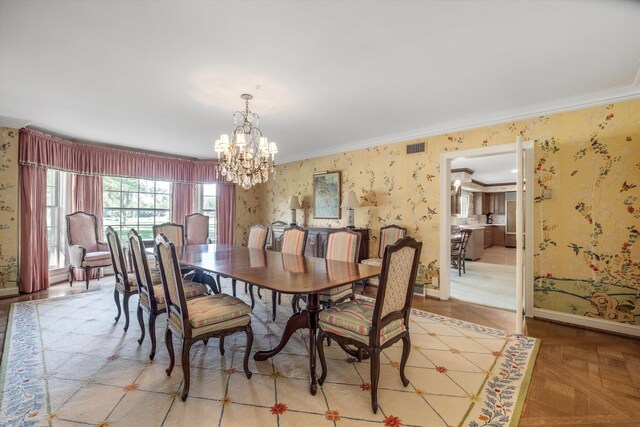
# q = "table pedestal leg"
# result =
<box><xmin>253</xmin><ymin>293</ymin><xmax>321</xmax><ymax>395</ymax></box>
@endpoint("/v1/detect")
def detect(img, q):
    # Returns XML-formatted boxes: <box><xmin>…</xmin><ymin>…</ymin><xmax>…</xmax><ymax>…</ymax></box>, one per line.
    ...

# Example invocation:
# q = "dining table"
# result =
<box><xmin>167</xmin><ymin>243</ymin><xmax>381</xmax><ymax>394</ymax></box>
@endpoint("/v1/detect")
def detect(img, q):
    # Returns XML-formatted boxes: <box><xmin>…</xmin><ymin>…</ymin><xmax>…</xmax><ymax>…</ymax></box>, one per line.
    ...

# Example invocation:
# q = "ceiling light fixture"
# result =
<box><xmin>214</xmin><ymin>94</ymin><xmax>278</xmax><ymax>190</ymax></box>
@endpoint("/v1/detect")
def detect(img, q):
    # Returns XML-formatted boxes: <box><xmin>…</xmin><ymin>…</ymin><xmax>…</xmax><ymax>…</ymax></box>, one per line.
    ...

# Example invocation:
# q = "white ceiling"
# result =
<box><xmin>1</xmin><ymin>1</ymin><xmax>639</xmax><ymax>163</ymax></box>
<box><xmin>451</xmin><ymin>153</ymin><xmax>517</xmax><ymax>184</ymax></box>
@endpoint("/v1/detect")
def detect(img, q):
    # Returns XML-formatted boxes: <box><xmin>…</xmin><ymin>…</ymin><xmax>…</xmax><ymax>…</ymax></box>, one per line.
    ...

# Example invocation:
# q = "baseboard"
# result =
<box><xmin>0</xmin><ymin>286</ymin><xmax>19</xmax><ymax>297</ymax></box>
<box><xmin>426</xmin><ymin>288</ymin><xmax>440</xmax><ymax>299</ymax></box>
<box><xmin>533</xmin><ymin>308</ymin><xmax>640</xmax><ymax>337</ymax></box>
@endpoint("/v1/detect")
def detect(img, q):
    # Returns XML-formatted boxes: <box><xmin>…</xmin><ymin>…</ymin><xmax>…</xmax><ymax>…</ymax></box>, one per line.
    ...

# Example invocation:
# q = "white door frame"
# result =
<box><xmin>439</xmin><ymin>142</ymin><xmax>535</xmax><ymax>321</ymax></box>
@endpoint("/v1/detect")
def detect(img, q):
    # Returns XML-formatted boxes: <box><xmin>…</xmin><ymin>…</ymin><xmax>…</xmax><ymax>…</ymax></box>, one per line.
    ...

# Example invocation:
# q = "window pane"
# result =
<box><xmin>103</xmin><ymin>209</ymin><xmax>122</xmax><ymax>225</ymax></box>
<box><xmin>121</xmin><ymin>192</ymin><xmax>139</xmax><ymax>208</ymax></box>
<box><xmin>155</xmin><ymin>194</ymin><xmax>170</xmax><ymax>209</ymax></box>
<box><xmin>155</xmin><ymin>210</ymin><xmax>171</xmax><ymax>224</ymax></box>
<box><xmin>121</xmin><ymin>178</ymin><xmax>138</xmax><ymax>192</ymax></box>
<box><xmin>104</xmin><ymin>191</ymin><xmax>122</xmax><ymax>208</ymax></box>
<box><xmin>139</xmin><ymin>193</ymin><xmax>154</xmax><ymax>209</ymax></box>
<box><xmin>123</xmin><ymin>209</ymin><xmax>139</xmax><ymax>226</ymax></box>
<box><xmin>139</xmin><ymin>210</ymin><xmax>155</xmax><ymax>228</ymax></box>
<box><xmin>203</xmin><ymin>184</ymin><xmax>216</xmax><ymax>196</ymax></box>
<box><xmin>103</xmin><ymin>176</ymin><xmax>121</xmax><ymax>191</ymax></box>
<box><xmin>139</xmin><ymin>179</ymin><xmax>155</xmax><ymax>193</ymax></box>
<box><xmin>156</xmin><ymin>181</ymin><xmax>171</xmax><ymax>194</ymax></box>
<box><xmin>203</xmin><ymin>196</ymin><xmax>216</xmax><ymax>210</ymax></box>
<box><xmin>138</xmin><ymin>227</ymin><xmax>154</xmax><ymax>240</ymax></box>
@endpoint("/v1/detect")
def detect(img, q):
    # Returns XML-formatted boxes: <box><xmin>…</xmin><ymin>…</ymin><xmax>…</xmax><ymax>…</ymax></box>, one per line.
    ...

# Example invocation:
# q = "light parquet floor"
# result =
<box><xmin>1</xmin><ymin>277</ymin><xmax>639</xmax><ymax>426</ymax></box>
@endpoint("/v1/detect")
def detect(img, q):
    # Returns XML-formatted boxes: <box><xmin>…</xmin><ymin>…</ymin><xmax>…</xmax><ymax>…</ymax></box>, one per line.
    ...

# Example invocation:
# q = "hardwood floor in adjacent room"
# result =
<box><xmin>1</xmin><ymin>277</ymin><xmax>639</xmax><ymax>426</ymax></box>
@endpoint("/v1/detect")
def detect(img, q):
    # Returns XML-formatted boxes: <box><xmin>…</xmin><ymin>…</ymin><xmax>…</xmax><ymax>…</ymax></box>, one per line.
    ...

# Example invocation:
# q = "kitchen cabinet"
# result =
<box><xmin>505</xmin><ymin>234</ymin><xmax>517</xmax><ymax>248</ymax></box>
<box><xmin>483</xmin><ymin>226</ymin><xmax>493</xmax><ymax>248</ymax></box>
<box><xmin>474</xmin><ymin>192</ymin><xmax>492</xmax><ymax>215</ymax></box>
<box><xmin>461</xmin><ymin>227</ymin><xmax>484</xmax><ymax>260</ymax></box>
<box><xmin>493</xmin><ymin>225</ymin><xmax>506</xmax><ymax>246</ymax></box>
<box><xmin>493</xmin><ymin>192</ymin><xmax>505</xmax><ymax>214</ymax></box>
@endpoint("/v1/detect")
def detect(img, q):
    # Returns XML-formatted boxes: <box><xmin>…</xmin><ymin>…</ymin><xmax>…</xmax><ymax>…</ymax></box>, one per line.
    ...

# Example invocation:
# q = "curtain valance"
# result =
<box><xmin>19</xmin><ymin>128</ymin><xmax>223</xmax><ymax>184</ymax></box>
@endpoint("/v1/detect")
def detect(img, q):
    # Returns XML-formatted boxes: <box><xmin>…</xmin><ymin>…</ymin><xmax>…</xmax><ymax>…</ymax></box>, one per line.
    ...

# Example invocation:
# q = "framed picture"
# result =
<box><xmin>313</xmin><ymin>171</ymin><xmax>341</xmax><ymax>219</ymax></box>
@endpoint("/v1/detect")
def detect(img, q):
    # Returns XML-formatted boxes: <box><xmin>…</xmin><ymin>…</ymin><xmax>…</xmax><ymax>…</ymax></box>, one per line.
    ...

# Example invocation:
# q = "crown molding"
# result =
<box><xmin>278</xmin><ymin>84</ymin><xmax>640</xmax><ymax>165</ymax></box>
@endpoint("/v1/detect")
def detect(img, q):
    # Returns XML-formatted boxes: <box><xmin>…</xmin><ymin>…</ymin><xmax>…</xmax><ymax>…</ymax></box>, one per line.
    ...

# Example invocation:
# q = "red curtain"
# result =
<box><xmin>19</xmin><ymin>165</ymin><xmax>48</xmax><ymax>293</ymax></box>
<box><xmin>216</xmin><ymin>184</ymin><xmax>235</xmax><ymax>244</ymax></box>
<box><xmin>19</xmin><ymin>128</ymin><xmax>223</xmax><ymax>183</ymax></box>
<box><xmin>172</xmin><ymin>182</ymin><xmax>195</xmax><ymax>226</ymax></box>
<box><xmin>73</xmin><ymin>174</ymin><xmax>104</xmax><ymax>231</ymax></box>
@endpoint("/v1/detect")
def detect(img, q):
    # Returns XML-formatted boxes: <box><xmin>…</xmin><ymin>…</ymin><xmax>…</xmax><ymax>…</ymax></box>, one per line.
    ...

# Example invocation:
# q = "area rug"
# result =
<box><xmin>0</xmin><ymin>280</ymin><xmax>539</xmax><ymax>427</ymax></box>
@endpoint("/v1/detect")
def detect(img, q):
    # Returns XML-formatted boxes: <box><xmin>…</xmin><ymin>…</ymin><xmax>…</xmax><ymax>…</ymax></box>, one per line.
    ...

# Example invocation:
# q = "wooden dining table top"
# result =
<box><xmin>169</xmin><ymin>244</ymin><xmax>381</xmax><ymax>295</ymax></box>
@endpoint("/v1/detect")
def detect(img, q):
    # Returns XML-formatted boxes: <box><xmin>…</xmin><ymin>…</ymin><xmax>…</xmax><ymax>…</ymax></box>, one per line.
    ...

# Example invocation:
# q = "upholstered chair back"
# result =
<box><xmin>153</xmin><ymin>222</ymin><xmax>184</xmax><ymax>247</ymax></box>
<box><xmin>184</xmin><ymin>213</ymin><xmax>209</xmax><ymax>245</ymax></box>
<box><xmin>378</xmin><ymin>225</ymin><xmax>407</xmax><ymax>258</ymax></box>
<box><xmin>247</xmin><ymin>224</ymin><xmax>268</xmax><ymax>249</ymax></box>
<box><xmin>325</xmin><ymin>228</ymin><xmax>361</xmax><ymax>263</ymax></box>
<box><xmin>156</xmin><ymin>233</ymin><xmax>189</xmax><ymax>336</ymax></box>
<box><xmin>66</xmin><ymin>211</ymin><xmax>100</xmax><ymax>252</ymax></box>
<box><xmin>129</xmin><ymin>229</ymin><xmax>154</xmax><ymax>300</ymax></box>
<box><xmin>375</xmin><ymin>237</ymin><xmax>422</xmax><ymax>321</ymax></box>
<box><xmin>281</xmin><ymin>225</ymin><xmax>308</xmax><ymax>255</ymax></box>
<box><xmin>106</xmin><ymin>226</ymin><xmax>128</xmax><ymax>285</ymax></box>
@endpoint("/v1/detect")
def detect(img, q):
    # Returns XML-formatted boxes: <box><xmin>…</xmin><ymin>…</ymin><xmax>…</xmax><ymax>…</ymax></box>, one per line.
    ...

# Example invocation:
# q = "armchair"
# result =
<box><xmin>184</xmin><ymin>213</ymin><xmax>210</xmax><ymax>245</ymax></box>
<box><xmin>66</xmin><ymin>211</ymin><xmax>112</xmax><ymax>290</ymax></box>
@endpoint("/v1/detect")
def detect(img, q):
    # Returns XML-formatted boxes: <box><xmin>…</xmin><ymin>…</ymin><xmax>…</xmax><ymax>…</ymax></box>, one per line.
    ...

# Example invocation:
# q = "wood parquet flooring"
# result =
<box><xmin>1</xmin><ymin>278</ymin><xmax>639</xmax><ymax>426</ymax></box>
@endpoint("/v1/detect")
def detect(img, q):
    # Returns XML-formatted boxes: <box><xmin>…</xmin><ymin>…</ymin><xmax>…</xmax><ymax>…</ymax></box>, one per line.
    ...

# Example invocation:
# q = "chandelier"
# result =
<box><xmin>214</xmin><ymin>94</ymin><xmax>278</xmax><ymax>190</ymax></box>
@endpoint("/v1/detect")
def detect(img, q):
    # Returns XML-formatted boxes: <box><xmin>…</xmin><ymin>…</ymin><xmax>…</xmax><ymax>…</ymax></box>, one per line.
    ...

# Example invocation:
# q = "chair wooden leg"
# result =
<box><xmin>84</xmin><ymin>267</ymin><xmax>91</xmax><ymax>290</ymax></box>
<box><xmin>219</xmin><ymin>336</ymin><xmax>225</xmax><ymax>355</ymax></box>
<box><xmin>243</xmin><ymin>324</ymin><xmax>253</xmax><ymax>379</ymax></box>
<box><xmin>136</xmin><ymin>305</ymin><xmax>145</xmax><ymax>345</ymax></box>
<box><xmin>165</xmin><ymin>328</ymin><xmax>175</xmax><ymax>376</ymax></box>
<box><xmin>231</xmin><ymin>279</ymin><xmax>237</xmax><ymax>297</ymax></box>
<box><xmin>257</xmin><ymin>287</ymin><xmax>263</xmax><ymax>299</ymax></box>
<box><xmin>180</xmin><ymin>339</ymin><xmax>193</xmax><ymax>401</ymax></box>
<box><xmin>369</xmin><ymin>347</ymin><xmax>380</xmax><ymax>414</ymax></box>
<box><xmin>291</xmin><ymin>295</ymin><xmax>298</xmax><ymax>314</ymax></box>
<box><xmin>317</xmin><ymin>332</ymin><xmax>328</xmax><ymax>385</ymax></box>
<box><xmin>123</xmin><ymin>293</ymin><xmax>131</xmax><ymax>332</ymax></box>
<box><xmin>68</xmin><ymin>266</ymin><xmax>73</xmax><ymax>286</ymax></box>
<box><xmin>113</xmin><ymin>289</ymin><xmax>121</xmax><ymax>323</ymax></box>
<box><xmin>148</xmin><ymin>311</ymin><xmax>157</xmax><ymax>360</ymax></box>
<box><xmin>249</xmin><ymin>284</ymin><xmax>256</xmax><ymax>309</ymax></box>
<box><xmin>278</xmin><ymin>292</ymin><xmax>282</xmax><ymax>305</ymax></box>
<box><xmin>271</xmin><ymin>291</ymin><xmax>277</xmax><ymax>322</ymax></box>
<box><xmin>400</xmin><ymin>335</ymin><xmax>411</xmax><ymax>387</ymax></box>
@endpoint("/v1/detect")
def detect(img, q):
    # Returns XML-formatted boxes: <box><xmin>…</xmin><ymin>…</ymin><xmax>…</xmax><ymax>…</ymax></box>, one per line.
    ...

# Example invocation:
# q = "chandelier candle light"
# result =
<box><xmin>214</xmin><ymin>94</ymin><xmax>278</xmax><ymax>190</ymax></box>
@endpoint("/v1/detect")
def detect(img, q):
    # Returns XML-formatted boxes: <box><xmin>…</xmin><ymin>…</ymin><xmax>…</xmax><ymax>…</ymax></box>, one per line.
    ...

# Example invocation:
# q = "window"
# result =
<box><xmin>46</xmin><ymin>169</ymin><xmax>66</xmax><ymax>269</ymax></box>
<box><xmin>201</xmin><ymin>184</ymin><xmax>217</xmax><ymax>243</ymax></box>
<box><xmin>103</xmin><ymin>177</ymin><xmax>172</xmax><ymax>241</ymax></box>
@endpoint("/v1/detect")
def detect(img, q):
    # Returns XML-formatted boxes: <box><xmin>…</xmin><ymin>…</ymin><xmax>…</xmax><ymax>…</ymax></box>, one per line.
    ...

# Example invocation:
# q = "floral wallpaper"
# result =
<box><xmin>0</xmin><ymin>127</ymin><xmax>19</xmax><ymax>290</ymax></box>
<box><xmin>235</xmin><ymin>185</ymin><xmax>261</xmax><ymax>246</ymax></box>
<box><xmin>242</xmin><ymin>99</ymin><xmax>640</xmax><ymax>328</ymax></box>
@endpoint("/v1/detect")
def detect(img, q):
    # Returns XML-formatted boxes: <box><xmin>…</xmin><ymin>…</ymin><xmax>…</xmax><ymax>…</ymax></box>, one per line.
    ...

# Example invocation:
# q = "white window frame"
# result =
<box><xmin>197</xmin><ymin>183</ymin><xmax>217</xmax><ymax>243</ymax></box>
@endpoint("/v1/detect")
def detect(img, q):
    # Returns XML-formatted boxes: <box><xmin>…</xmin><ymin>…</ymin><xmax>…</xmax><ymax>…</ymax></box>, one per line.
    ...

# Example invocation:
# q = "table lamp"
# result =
<box><xmin>341</xmin><ymin>191</ymin><xmax>359</xmax><ymax>228</ymax></box>
<box><xmin>289</xmin><ymin>195</ymin><xmax>302</xmax><ymax>225</ymax></box>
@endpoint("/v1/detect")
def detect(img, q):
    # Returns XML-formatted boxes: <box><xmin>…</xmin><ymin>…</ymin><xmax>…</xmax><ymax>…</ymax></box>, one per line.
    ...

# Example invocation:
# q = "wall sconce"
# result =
<box><xmin>341</xmin><ymin>191</ymin><xmax>359</xmax><ymax>228</ymax></box>
<box><xmin>451</xmin><ymin>179</ymin><xmax>461</xmax><ymax>196</ymax></box>
<box><xmin>289</xmin><ymin>195</ymin><xmax>302</xmax><ymax>225</ymax></box>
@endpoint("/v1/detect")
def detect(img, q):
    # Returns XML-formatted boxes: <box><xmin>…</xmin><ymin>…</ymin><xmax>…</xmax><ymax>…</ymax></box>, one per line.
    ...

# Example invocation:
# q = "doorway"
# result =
<box><xmin>439</xmin><ymin>141</ymin><xmax>534</xmax><ymax>331</ymax></box>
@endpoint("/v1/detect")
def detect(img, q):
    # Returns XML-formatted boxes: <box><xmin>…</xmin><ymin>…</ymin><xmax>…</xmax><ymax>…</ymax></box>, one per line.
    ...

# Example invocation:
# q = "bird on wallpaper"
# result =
<box><xmin>567</xmin><ymin>243</ymin><xmax>583</xmax><ymax>255</ymax></box>
<box><xmin>620</xmin><ymin>180</ymin><xmax>636</xmax><ymax>192</ymax></box>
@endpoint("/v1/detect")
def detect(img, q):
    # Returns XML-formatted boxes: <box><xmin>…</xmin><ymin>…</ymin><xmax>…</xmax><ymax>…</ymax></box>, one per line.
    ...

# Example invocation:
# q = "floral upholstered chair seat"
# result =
<box><xmin>168</xmin><ymin>294</ymin><xmax>251</xmax><ymax>336</ymax></box>
<box><xmin>319</xmin><ymin>299</ymin><xmax>405</xmax><ymax>345</ymax></box>
<box><xmin>82</xmin><ymin>251</ymin><xmax>112</xmax><ymax>267</ymax></box>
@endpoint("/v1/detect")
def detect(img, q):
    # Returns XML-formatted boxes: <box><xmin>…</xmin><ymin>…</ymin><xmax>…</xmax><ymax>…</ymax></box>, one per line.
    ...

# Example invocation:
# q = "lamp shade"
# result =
<box><xmin>341</xmin><ymin>191</ymin><xmax>359</xmax><ymax>209</ymax></box>
<box><xmin>289</xmin><ymin>195</ymin><xmax>302</xmax><ymax>209</ymax></box>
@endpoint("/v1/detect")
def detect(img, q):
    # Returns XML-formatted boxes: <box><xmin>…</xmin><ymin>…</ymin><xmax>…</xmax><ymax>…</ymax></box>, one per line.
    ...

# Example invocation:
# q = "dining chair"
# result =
<box><xmin>451</xmin><ymin>229</ymin><xmax>472</xmax><ymax>276</ymax></box>
<box><xmin>240</xmin><ymin>224</ymin><xmax>269</xmax><ymax>299</ymax></box>
<box><xmin>292</xmin><ymin>227</ymin><xmax>360</xmax><ymax>313</ymax></box>
<box><xmin>249</xmin><ymin>224</ymin><xmax>304</xmax><ymax>321</ymax></box>
<box><xmin>153</xmin><ymin>222</ymin><xmax>185</xmax><ymax>246</ymax></box>
<box><xmin>184</xmin><ymin>213</ymin><xmax>210</xmax><ymax>245</ymax></box>
<box><xmin>360</xmin><ymin>225</ymin><xmax>407</xmax><ymax>293</ymax></box>
<box><xmin>66</xmin><ymin>211</ymin><xmax>112</xmax><ymax>289</ymax></box>
<box><xmin>155</xmin><ymin>233</ymin><xmax>253</xmax><ymax>401</ymax></box>
<box><xmin>105</xmin><ymin>226</ymin><xmax>140</xmax><ymax>332</ymax></box>
<box><xmin>317</xmin><ymin>236</ymin><xmax>422</xmax><ymax>413</ymax></box>
<box><xmin>129</xmin><ymin>229</ymin><xmax>208</xmax><ymax>360</ymax></box>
